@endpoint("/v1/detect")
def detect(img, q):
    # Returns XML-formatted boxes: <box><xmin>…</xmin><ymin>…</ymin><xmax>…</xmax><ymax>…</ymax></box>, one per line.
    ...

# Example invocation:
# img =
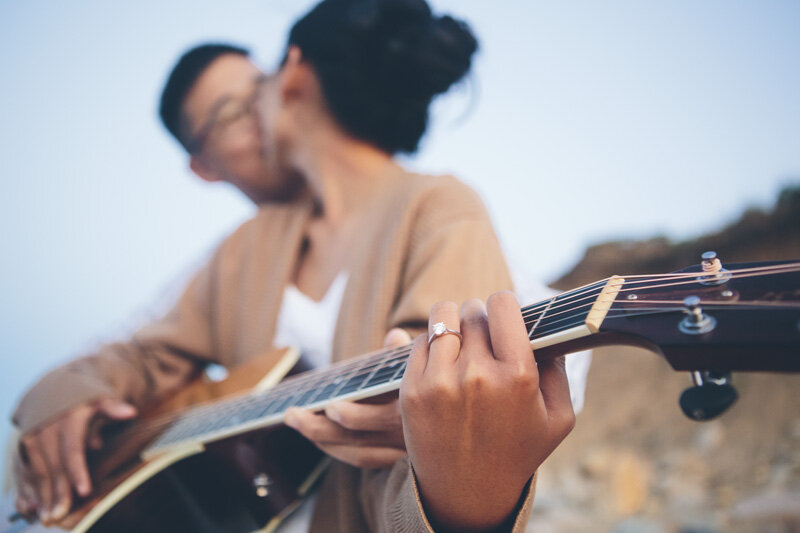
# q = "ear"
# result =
<box><xmin>278</xmin><ymin>45</ymin><xmax>314</xmax><ymax>103</ymax></box>
<box><xmin>189</xmin><ymin>155</ymin><xmax>222</xmax><ymax>183</ymax></box>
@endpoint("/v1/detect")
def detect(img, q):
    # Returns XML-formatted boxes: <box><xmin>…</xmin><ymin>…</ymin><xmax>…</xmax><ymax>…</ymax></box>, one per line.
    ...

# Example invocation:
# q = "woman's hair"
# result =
<box><xmin>287</xmin><ymin>0</ymin><xmax>478</xmax><ymax>154</ymax></box>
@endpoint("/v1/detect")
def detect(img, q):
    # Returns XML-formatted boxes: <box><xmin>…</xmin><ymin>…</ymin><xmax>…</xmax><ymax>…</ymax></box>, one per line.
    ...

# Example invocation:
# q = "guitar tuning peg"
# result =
<box><xmin>698</xmin><ymin>251</ymin><xmax>731</xmax><ymax>285</ymax></box>
<box><xmin>679</xmin><ymin>296</ymin><xmax>717</xmax><ymax>335</ymax></box>
<box><xmin>701</xmin><ymin>251</ymin><xmax>722</xmax><ymax>271</ymax></box>
<box><xmin>679</xmin><ymin>371</ymin><xmax>738</xmax><ymax>421</ymax></box>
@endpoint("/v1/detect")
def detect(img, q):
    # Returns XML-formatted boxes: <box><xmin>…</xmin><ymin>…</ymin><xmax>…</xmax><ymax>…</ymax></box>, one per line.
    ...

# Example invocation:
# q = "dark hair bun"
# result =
<box><xmin>369</xmin><ymin>2</ymin><xmax>478</xmax><ymax>98</ymax></box>
<box><xmin>288</xmin><ymin>0</ymin><xmax>479</xmax><ymax>154</ymax></box>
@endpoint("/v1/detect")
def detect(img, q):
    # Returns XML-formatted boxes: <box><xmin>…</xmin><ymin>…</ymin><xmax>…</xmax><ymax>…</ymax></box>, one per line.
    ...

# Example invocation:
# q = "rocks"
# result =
<box><xmin>730</xmin><ymin>490</ymin><xmax>800</xmax><ymax>530</ymax></box>
<box><xmin>527</xmin><ymin>348</ymin><xmax>800</xmax><ymax>532</ymax></box>
<box><xmin>533</xmin><ymin>185</ymin><xmax>800</xmax><ymax>532</ymax></box>
<box><xmin>611</xmin><ymin>451</ymin><xmax>651</xmax><ymax>516</ymax></box>
<box><xmin>692</xmin><ymin>422</ymin><xmax>725</xmax><ymax>454</ymax></box>
<box><xmin>611</xmin><ymin>517</ymin><xmax>666</xmax><ymax>533</ymax></box>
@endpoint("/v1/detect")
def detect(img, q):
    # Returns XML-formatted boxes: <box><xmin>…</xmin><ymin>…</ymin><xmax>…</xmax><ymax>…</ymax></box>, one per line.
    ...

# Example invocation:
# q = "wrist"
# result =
<box><xmin>412</xmin><ymin>465</ymin><xmax>533</xmax><ymax>532</ymax></box>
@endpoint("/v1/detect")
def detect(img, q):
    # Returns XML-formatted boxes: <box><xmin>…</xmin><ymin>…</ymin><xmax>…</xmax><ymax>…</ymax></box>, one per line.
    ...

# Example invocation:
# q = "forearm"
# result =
<box><xmin>12</xmin><ymin>341</ymin><xmax>202</xmax><ymax>434</ymax></box>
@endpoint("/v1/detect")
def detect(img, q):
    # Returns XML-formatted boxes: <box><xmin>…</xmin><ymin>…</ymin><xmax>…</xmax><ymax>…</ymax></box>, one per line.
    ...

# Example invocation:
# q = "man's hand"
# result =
<box><xmin>14</xmin><ymin>398</ymin><xmax>137</xmax><ymax>525</ymax></box>
<box><xmin>283</xmin><ymin>328</ymin><xmax>410</xmax><ymax>468</ymax></box>
<box><xmin>400</xmin><ymin>292</ymin><xmax>576</xmax><ymax>532</ymax></box>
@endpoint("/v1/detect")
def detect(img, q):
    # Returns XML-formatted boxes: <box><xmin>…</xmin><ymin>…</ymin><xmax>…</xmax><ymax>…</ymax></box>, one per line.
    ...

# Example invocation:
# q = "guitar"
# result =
<box><xmin>7</xmin><ymin>258</ymin><xmax>800</xmax><ymax>533</ymax></box>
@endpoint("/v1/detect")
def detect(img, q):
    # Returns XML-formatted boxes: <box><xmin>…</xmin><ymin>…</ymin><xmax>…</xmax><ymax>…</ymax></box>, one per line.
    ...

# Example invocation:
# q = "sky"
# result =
<box><xmin>1</xmin><ymin>1</ymin><xmax>798</xmax><ymax>450</ymax></box>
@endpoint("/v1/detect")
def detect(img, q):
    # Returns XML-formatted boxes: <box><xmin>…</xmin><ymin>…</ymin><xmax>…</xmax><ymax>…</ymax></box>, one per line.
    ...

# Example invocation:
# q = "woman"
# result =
<box><xmin>13</xmin><ymin>0</ymin><xmax>560</xmax><ymax>531</ymax></box>
<box><xmin>248</xmin><ymin>1</ymin><xmax>556</xmax><ymax>530</ymax></box>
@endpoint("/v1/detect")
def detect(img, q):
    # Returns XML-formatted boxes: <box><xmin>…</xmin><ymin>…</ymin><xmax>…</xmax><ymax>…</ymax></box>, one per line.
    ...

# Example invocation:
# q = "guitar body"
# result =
<box><xmin>56</xmin><ymin>347</ymin><xmax>327</xmax><ymax>533</ymax></box>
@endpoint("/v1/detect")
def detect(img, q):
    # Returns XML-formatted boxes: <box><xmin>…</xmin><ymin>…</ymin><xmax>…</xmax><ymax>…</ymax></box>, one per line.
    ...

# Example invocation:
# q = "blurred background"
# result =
<box><xmin>1</xmin><ymin>1</ymin><xmax>798</xmax><ymax>531</ymax></box>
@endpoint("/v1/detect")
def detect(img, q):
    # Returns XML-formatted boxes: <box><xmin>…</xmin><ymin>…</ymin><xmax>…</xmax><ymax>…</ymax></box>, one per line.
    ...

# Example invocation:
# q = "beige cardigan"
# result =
<box><xmin>13</xmin><ymin>167</ymin><xmax>535</xmax><ymax>532</ymax></box>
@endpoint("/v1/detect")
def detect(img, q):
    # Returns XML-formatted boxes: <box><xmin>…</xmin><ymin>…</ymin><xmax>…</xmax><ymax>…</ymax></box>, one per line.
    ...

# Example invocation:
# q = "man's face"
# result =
<box><xmin>182</xmin><ymin>54</ymin><xmax>295</xmax><ymax>202</ymax></box>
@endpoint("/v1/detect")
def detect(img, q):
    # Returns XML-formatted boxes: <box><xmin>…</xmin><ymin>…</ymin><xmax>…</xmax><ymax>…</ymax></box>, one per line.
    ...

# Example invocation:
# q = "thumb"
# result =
<box><xmin>383</xmin><ymin>328</ymin><xmax>412</xmax><ymax>349</ymax></box>
<box><xmin>537</xmin><ymin>355</ymin><xmax>575</xmax><ymax>438</ymax></box>
<box><xmin>96</xmin><ymin>398</ymin><xmax>138</xmax><ymax>420</ymax></box>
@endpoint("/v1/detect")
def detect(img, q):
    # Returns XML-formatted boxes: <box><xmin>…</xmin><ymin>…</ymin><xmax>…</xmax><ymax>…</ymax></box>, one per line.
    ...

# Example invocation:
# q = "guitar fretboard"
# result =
<box><xmin>145</xmin><ymin>279</ymin><xmax>614</xmax><ymax>457</ymax></box>
<box><xmin>145</xmin><ymin>345</ymin><xmax>411</xmax><ymax>456</ymax></box>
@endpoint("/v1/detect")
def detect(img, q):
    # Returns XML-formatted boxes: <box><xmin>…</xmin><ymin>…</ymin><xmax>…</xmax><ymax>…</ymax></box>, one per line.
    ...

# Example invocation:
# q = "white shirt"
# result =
<box><xmin>273</xmin><ymin>273</ymin><xmax>348</xmax><ymax>533</ymax></box>
<box><xmin>512</xmin><ymin>271</ymin><xmax>592</xmax><ymax>414</ymax></box>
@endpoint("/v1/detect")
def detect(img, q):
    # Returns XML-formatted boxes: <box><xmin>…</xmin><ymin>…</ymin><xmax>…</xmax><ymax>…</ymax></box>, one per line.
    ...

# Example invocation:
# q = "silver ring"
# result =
<box><xmin>428</xmin><ymin>321</ymin><xmax>463</xmax><ymax>347</ymax></box>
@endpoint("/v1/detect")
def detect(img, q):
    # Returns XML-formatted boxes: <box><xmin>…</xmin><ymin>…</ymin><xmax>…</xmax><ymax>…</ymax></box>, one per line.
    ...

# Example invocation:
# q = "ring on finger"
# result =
<box><xmin>428</xmin><ymin>322</ymin><xmax>463</xmax><ymax>347</ymax></box>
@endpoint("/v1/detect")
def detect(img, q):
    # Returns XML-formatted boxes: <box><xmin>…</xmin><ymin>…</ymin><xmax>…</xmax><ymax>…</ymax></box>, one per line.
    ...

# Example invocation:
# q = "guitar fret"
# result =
<box><xmin>298</xmin><ymin>383</ymin><xmax>325</xmax><ymax>407</ymax></box>
<box><xmin>309</xmin><ymin>375</ymin><xmax>347</xmax><ymax>404</ymax></box>
<box><xmin>528</xmin><ymin>297</ymin><xmax>555</xmax><ymax>339</ymax></box>
<box><xmin>389</xmin><ymin>359</ymin><xmax>407</xmax><ymax>382</ymax></box>
<box><xmin>363</xmin><ymin>354</ymin><xmax>406</xmax><ymax>387</ymax></box>
<box><xmin>249</xmin><ymin>393</ymin><xmax>274</xmax><ymax>416</ymax></box>
<box><xmin>364</xmin><ymin>366</ymin><xmax>397</xmax><ymax>387</ymax></box>
<box><xmin>528</xmin><ymin>282</ymin><xmax>607</xmax><ymax>339</ymax></box>
<box><xmin>358</xmin><ymin>361</ymin><xmax>383</xmax><ymax>389</ymax></box>
<box><xmin>293</xmin><ymin>381</ymin><xmax>325</xmax><ymax>407</ymax></box>
<box><xmin>254</xmin><ymin>394</ymin><xmax>281</xmax><ymax>417</ymax></box>
<box><xmin>233</xmin><ymin>405</ymin><xmax>264</xmax><ymax>426</ymax></box>
<box><xmin>337</xmin><ymin>363</ymin><xmax>380</xmax><ymax>396</ymax></box>
<box><xmin>270</xmin><ymin>390</ymin><xmax>304</xmax><ymax>414</ymax></box>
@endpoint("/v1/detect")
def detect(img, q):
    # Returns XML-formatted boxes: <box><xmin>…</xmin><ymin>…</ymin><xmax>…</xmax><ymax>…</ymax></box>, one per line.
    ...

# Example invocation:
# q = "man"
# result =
<box><xmin>158</xmin><ymin>43</ymin><xmax>302</xmax><ymax>204</ymax></box>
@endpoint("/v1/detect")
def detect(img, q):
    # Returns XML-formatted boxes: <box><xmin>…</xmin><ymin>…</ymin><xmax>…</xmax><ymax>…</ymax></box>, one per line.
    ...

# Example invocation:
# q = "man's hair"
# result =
<box><xmin>159</xmin><ymin>43</ymin><xmax>250</xmax><ymax>152</ymax></box>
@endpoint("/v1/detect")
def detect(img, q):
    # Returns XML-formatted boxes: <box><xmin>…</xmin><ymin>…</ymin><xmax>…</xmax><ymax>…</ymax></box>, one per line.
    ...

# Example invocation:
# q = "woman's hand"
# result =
<box><xmin>284</xmin><ymin>328</ymin><xmax>410</xmax><ymax>468</ymax></box>
<box><xmin>14</xmin><ymin>398</ymin><xmax>137</xmax><ymax>525</ymax></box>
<box><xmin>400</xmin><ymin>292</ymin><xmax>575</xmax><ymax>532</ymax></box>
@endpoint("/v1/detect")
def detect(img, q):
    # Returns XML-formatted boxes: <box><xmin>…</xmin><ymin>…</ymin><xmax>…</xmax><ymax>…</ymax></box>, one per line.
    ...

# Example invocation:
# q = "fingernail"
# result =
<box><xmin>326</xmin><ymin>406</ymin><xmax>342</xmax><ymax>424</ymax></box>
<box><xmin>78</xmin><ymin>480</ymin><xmax>91</xmax><ymax>496</ymax></box>
<box><xmin>284</xmin><ymin>410</ymin><xmax>298</xmax><ymax>428</ymax></box>
<box><xmin>52</xmin><ymin>501</ymin><xmax>69</xmax><ymax>519</ymax></box>
<box><xmin>40</xmin><ymin>509</ymin><xmax>51</xmax><ymax>522</ymax></box>
<box><xmin>118</xmin><ymin>404</ymin><xmax>137</xmax><ymax>416</ymax></box>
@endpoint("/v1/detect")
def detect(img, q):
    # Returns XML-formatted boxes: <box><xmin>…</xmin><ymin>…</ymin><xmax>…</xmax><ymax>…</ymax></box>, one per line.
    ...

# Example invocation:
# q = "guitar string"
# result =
<box><xmin>142</xmin><ymin>298</ymin><xmax>794</xmax><ymax>450</ymax></box>
<box><xmin>133</xmin><ymin>276</ymin><xmax>800</xmax><ymax>449</ymax></box>
<box><xmin>251</xmin><ymin>264</ymin><xmax>800</xmax><ymax>407</ymax></box>
<box><xmin>243</xmin><ymin>276</ymin><xmax>800</xmax><ymax>401</ymax></box>
<box><xmin>119</xmin><ymin>264</ymin><xmax>800</xmax><ymax>445</ymax></box>
<box><xmin>608</xmin><ymin>300</ymin><xmax>800</xmax><ymax>309</ymax></box>
<box><xmin>516</xmin><ymin>260</ymin><xmax>800</xmax><ymax>317</ymax></box>
<box><xmin>519</xmin><ymin>263</ymin><xmax>800</xmax><ymax>321</ymax></box>
<box><xmin>104</xmin><ymin>345</ymin><xmax>415</xmax><ymax>444</ymax></box>
<box><xmin>111</xmin><ymin>347</ymin><xmax>417</xmax><ymax>444</ymax></box>
<box><xmin>129</xmin><ymin>264</ymin><xmax>800</xmax><ymax>446</ymax></box>
<box><xmin>518</xmin><ymin>262</ymin><xmax>800</xmax><ymax>317</ymax></box>
<box><xmin>138</xmin><ymin>291</ymin><xmax>800</xmax><ymax>447</ymax></box>
<box><xmin>520</xmin><ymin>263</ymin><xmax>800</xmax><ymax>323</ymax></box>
<box><xmin>518</xmin><ymin>269</ymin><xmax>797</xmax><ymax>329</ymax></box>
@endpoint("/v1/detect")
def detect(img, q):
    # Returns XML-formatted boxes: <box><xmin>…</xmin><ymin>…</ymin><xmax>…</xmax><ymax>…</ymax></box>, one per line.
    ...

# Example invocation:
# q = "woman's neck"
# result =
<box><xmin>292</xmin><ymin>128</ymin><xmax>397</xmax><ymax>227</ymax></box>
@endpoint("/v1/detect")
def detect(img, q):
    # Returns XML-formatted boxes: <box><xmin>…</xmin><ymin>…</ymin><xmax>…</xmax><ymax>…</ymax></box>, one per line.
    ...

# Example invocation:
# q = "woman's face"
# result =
<box><xmin>256</xmin><ymin>47</ymin><xmax>332</xmax><ymax>180</ymax></box>
<box><xmin>255</xmin><ymin>71</ymin><xmax>294</xmax><ymax>185</ymax></box>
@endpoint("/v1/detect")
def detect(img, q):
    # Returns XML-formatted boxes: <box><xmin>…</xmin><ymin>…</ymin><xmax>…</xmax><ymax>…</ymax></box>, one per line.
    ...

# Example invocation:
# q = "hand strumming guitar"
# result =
<box><xmin>14</xmin><ymin>398</ymin><xmax>137</xmax><ymax>525</ymax></box>
<box><xmin>400</xmin><ymin>292</ymin><xmax>576</xmax><ymax>532</ymax></box>
<box><xmin>284</xmin><ymin>328</ymin><xmax>411</xmax><ymax>468</ymax></box>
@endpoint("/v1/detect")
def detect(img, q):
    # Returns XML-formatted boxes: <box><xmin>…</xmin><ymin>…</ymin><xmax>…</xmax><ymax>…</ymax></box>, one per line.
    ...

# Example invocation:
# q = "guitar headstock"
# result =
<box><xmin>597</xmin><ymin>258</ymin><xmax>800</xmax><ymax>373</ymax></box>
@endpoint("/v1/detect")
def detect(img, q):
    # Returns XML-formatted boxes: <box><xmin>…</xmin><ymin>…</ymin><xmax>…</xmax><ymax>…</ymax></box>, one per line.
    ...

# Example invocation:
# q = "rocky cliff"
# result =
<box><xmin>531</xmin><ymin>185</ymin><xmax>800</xmax><ymax>533</ymax></box>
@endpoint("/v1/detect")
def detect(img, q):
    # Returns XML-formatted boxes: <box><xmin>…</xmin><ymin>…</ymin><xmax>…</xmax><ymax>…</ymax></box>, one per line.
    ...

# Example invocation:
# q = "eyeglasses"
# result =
<box><xmin>185</xmin><ymin>74</ymin><xmax>271</xmax><ymax>153</ymax></box>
